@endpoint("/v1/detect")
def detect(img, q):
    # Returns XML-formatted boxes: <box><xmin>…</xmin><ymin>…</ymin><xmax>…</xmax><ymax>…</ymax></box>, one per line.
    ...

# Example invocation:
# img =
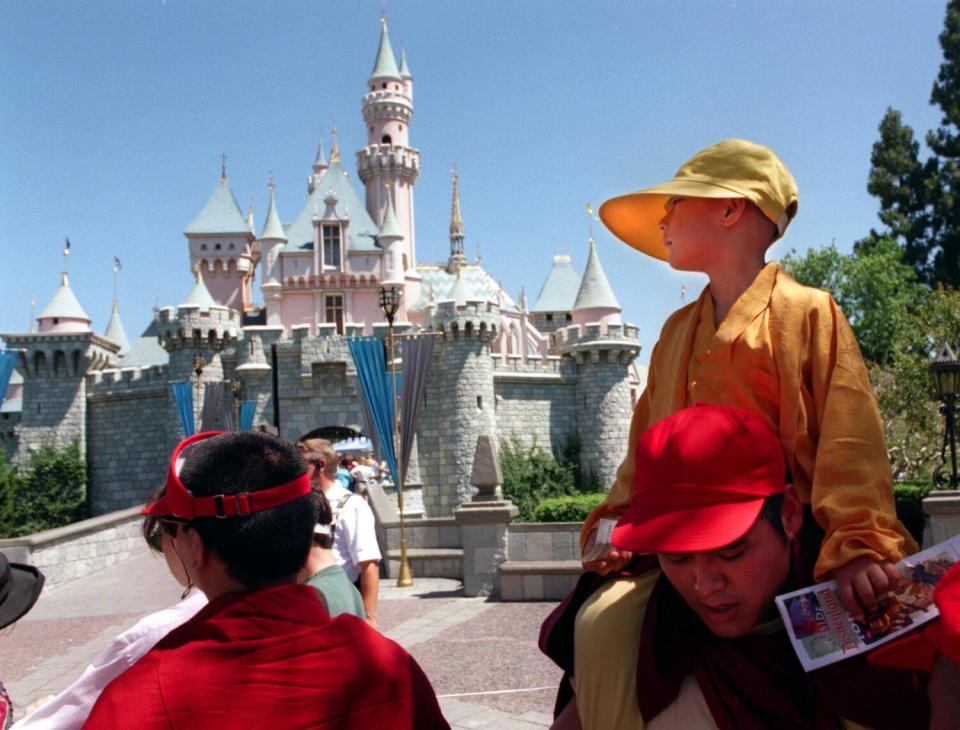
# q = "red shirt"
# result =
<box><xmin>83</xmin><ymin>583</ymin><xmax>448</xmax><ymax>729</ymax></box>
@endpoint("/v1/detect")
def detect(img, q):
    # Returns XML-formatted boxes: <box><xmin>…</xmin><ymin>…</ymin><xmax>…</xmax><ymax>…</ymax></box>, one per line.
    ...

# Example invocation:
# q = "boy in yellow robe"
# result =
<box><xmin>571</xmin><ymin>139</ymin><xmax>917</xmax><ymax>728</ymax></box>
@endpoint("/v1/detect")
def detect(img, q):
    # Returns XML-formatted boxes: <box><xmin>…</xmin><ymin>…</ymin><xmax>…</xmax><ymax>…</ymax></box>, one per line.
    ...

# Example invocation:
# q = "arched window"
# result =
<box><xmin>381</xmin><ymin>134</ymin><xmax>392</xmax><ymax>145</ymax></box>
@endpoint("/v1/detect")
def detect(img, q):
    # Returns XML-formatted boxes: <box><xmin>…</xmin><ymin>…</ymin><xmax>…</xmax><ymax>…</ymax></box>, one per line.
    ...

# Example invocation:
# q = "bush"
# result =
<box><xmin>0</xmin><ymin>442</ymin><xmax>88</xmax><ymax>538</ymax></box>
<box><xmin>533</xmin><ymin>493</ymin><xmax>607</xmax><ymax>523</ymax></box>
<box><xmin>500</xmin><ymin>436</ymin><xmax>601</xmax><ymax>522</ymax></box>
<box><xmin>892</xmin><ymin>480</ymin><xmax>934</xmax><ymax>501</ymax></box>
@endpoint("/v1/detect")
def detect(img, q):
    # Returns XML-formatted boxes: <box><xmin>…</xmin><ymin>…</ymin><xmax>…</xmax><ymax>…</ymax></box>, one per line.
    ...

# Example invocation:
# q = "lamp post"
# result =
<box><xmin>192</xmin><ymin>353</ymin><xmax>206</xmax><ymax>434</ymax></box>
<box><xmin>930</xmin><ymin>344</ymin><xmax>960</xmax><ymax>489</ymax></box>
<box><xmin>379</xmin><ymin>285</ymin><xmax>413</xmax><ymax>587</ymax></box>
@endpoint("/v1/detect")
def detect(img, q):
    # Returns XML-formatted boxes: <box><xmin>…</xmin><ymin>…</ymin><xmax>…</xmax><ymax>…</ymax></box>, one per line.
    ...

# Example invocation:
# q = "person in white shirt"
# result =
<box><xmin>298</xmin><ymin>438</ymin><xmax>382</xmax><ymax>627</ymax></box>
<box><xmin>12</xmin><ymin>491</ymin><xmax>207</xmax><ymax>730</ymax></box>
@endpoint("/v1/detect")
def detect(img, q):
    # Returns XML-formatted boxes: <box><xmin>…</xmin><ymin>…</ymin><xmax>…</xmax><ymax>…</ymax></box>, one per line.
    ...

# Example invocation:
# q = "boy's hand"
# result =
<box><xmin>829</xmin><ymin>556</ymin><xmax>901</xmax><ymax>620</ymax></box>
<box><xmin>582</xmin><ymin>545</ymin><xmax>633</xmax><ymax>575</ymax></box>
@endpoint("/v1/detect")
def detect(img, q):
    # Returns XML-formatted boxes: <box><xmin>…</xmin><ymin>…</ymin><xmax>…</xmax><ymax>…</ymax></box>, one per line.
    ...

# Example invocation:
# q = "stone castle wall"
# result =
<box><xmin>86</xmin><ymin>366</ymin><xmax>176</xmax><ymax>514</ymax></box>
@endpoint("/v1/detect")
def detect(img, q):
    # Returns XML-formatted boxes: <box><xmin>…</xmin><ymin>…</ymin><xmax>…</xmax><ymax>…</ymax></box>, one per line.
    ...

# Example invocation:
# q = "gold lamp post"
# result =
<box><xmin>379</xmin><ymin>285</ymin><xmax>413</xmax><ymax>587</ymax></box>
<box><xmin>930</xmin><ymin>344</ymin><xmax>960</xmax><ymax>489</ymax></box>
<box><xmin>191</xmin><ymin>353</ymin><xmax>206</xmax><ymax>433</ymax></box>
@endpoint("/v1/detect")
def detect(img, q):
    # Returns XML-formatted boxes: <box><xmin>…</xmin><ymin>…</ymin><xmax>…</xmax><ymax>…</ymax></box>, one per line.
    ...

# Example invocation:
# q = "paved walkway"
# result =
<box><xmin>1</xmin><ymin>546</ymin><xmax>562</xmax><ymax>728</ymax></box>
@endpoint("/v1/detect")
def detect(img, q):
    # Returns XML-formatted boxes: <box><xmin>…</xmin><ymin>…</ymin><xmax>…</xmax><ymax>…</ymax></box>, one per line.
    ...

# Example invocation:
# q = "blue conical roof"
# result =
<box><xmin>185</xmin><ymin>177</ymin><xmax>249</xmax><ymax>234</ymax></box>
<box><xmin>180</xmin><ymin>270</ymin><xmax>217</xmax><ymax>310</ymax></box>
<box><xmin>531</xmin><ymin>255</ymin><xmax>581</xmax><ymax>313</ymax></box>
<box><xmin>370</xmin><ymin>18</ymin><xmax>401</xmax><ymax>81</ymax></box>
<box><xmin>104</xmin><ymin>300</ymin><xmax>130</xmax><ymax>354</ymax></box>
<box><xmin>38</xmin><ymin>273</ymin><xmax>92</xmax><ymax>323</ymax></box>
<box><xmin>260</xmin><ymin>183</ymin><xmax>286</xmax><ymax>241</ymax></box>
<box><xmin>573</xmin><ymin>239</ymin><xmax>620</xmax><ymax>311</ymax></box>
<box><xmin>379</xmin><ymin>193</ymin><xmax>403</xmax><ymax>240</ymax></box>
<box><xmin>120</xmin><ymin>315</ymin><xmax>169</xmax><ymax>368</ymax></box>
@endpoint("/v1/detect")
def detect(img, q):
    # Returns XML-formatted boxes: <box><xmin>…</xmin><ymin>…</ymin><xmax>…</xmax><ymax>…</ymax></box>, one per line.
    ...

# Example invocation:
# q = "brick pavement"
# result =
<box><xmin>1</xmin><ymin>545</ymin><xmax>561</xmax><ymax>728</ymax></box>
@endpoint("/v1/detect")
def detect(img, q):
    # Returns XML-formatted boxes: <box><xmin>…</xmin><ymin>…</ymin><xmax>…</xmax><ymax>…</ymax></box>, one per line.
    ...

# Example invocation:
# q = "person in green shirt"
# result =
<box><xmin>299</xmin><ymin>490</ymin><xmax>366</xmax><ymax>620</ymax></box>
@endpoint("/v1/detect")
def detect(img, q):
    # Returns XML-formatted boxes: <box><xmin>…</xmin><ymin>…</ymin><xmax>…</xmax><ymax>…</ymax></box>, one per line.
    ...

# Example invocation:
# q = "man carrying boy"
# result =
<box><xmin>583</xmin><ymin>138</ymin><xmax>916</xmax><ymax>606</ymax></box>
<box><xmin>554</xmin><ymin>405</ymin><xmax>929</xmax><ymax>729</ymax></box>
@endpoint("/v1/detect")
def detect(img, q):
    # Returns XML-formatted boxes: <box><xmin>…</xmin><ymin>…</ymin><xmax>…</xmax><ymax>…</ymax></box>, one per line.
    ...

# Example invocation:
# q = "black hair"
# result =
<box><xmin>311</xmin><ymin>489</ymin><xmax>335</xmax><ymax>550</ymax></box>
<box><xmin>757</xmin><ymin>493</ymin><xmax>787</xmax><ymax>540</ymax></box>
<box><xmin>142</xmin><ymin>483</ymin><xmax>165</xmax><ymax>553</ymax></box>
<box><xmin>178</xmin><ymin>431</ymin><xmax>315</xmax><ymax>588</ymax></box>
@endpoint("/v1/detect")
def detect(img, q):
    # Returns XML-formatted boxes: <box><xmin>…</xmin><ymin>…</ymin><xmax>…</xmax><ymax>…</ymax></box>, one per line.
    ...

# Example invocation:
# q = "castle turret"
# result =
<box><xmin>426</xmin><ymin>285</ymin><xmax>500</xmax><ymax>514</ymax></box>
<box><xmin>379</xmin><ymin>188</ymin><xmax>405</xmax><ymax>288</ymax></box>
<box><xmin>2</xmin><ymin>270</ymin><xmax>119</xmax><ymax>458</ymax></box>
<box><xmin>104</xmin><ymin>300</ymin><xmax>130</xmax><ymax>355</ymax></box>
<box><xmin>530</xmin><ymin>254</ymin><xmax>581</xmax><ymax>335</ymax></box>
<box><xmin>356</xmin><ymin>17</ymin><xmax>420</xmax><ymax>280</ymax></box>
<box><xmin>258</xmin><ymin>179</ymin><xmax>287</xmax><ymax>327</ymax></box>
<box><xmin>185</xmin><ymin>160</ymin><xmax>258</xmax><ymax>312</ymax></box>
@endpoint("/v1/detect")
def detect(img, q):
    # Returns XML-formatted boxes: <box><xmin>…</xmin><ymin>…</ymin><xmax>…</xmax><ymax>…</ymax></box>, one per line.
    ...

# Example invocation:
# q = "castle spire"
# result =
<box><xmin>330</xmin><ymin>124</ymin><xmax>340</xmax><ymax>165</ymax></box>
<box><xmin>399</xmin><ymin>45</ymin><xmax>412</xmax><ymax>79</ymax></box>
<box><xmin>447</xmin><ymin>166</ymin><xmax>466</xmax><ymax>273</ymax></box>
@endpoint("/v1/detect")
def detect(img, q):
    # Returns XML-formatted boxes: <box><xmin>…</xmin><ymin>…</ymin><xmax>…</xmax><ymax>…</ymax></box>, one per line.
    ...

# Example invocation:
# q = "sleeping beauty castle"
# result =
<box><xmin>0</xmin><ymin>20</ymin><xmax>642</xmax><ymax>518</ymax></box>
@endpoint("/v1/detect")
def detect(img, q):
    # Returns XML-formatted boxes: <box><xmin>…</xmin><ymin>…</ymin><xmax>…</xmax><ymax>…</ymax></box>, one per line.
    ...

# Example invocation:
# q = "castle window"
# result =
<box><xmin>545</xmin><ymin>313</ymin><xmax>553</xmax><ymax>322</ymax></box>
<box><xmin>229</xmin><ymin>243</ymin><xmax>235</xmax><ymax>251</ymax></box>
<box><xmin>381</xmin><ymin>134</ymin><xmax>392</xmax><ymax>145</ymax></box>
<box><xmin>322</xmin><ymin>224</ymin><xmax>342</xmax><ymax>270</ymax></box>
<box><xmin>476</xmin><ymin>395</ymin><xmax>483</xmax><ymax>410</ymax></box>
<box><xmin>324</xmin><ymin>294</ymin><xmax>344</xmax><ymax>335</ymax></box>
<box><xmin>53</xmin><ymin>318</ymin><xmax>59</xmax><ymax>325</ymax></box>
<box><xmin>215</xmin><ymin>243</ymin><xmax>222</xmax><ymax>251</ymax></box>
<box><xmin>201</xmin><ymin>244</ymin><xmax>208</xmax><ymax>251</ymax></box>
<box><xmin>381</xmin><ymin>82</ymin><xmax>387</xmax><ymax>89</ymax></box>
<box><xmin>399</xmin><ymin>124</ymin><xmax>403</xmax><ymax>131</ymax></box>
<box><xmin>565</xmin><ymin>313</ymin><xmax>572</xmax><ymax>321</ymax></box>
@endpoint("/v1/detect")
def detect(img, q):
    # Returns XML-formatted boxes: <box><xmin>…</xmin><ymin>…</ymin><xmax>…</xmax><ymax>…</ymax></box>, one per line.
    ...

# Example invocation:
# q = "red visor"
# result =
<box><xmin>142</xmin><ymin>431</ymin><xmax>312</xmax><ymax>519</ymax></box>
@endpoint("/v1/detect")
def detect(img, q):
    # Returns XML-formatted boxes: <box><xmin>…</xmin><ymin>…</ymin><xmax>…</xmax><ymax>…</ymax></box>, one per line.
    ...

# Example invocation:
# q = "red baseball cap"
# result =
<box><xmin>611</xmin><ymin>404</ymin><xmax>786</xmax><ymax>554</ymax></box>
<box><xmin>143</xmin><ymin>431</ymin><xmax>312</xmax><ymax>519</ymax></box>
<box><xmin>868</xmin><ymin>560</ymin><xmax>960</xmax><ymax>672</ymax></box>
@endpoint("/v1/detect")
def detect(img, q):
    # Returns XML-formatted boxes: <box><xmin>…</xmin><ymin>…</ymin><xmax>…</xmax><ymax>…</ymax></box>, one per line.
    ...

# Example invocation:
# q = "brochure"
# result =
<box><xmin>582</xmin><ymin>518</ymin><xmax>618</xmax><ymax>563</ymax></box>
<box><xmin>775</xmin><ymin>535</ymin><xmax>960</xmax><ymax>672</ymax></box>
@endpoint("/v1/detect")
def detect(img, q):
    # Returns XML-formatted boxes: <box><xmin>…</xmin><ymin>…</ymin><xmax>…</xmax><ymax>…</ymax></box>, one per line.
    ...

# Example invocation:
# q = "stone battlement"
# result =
<box><xmin>491</xmin><ymin>354</ymin><xmax>565</xmax><ymax>376</ymax></box>
<box><xmin>551</xmin><ymin>321</ymin><xmax>640</xmax><ymax>348</ymax></box>
<box><xmin>87</xmin><ymin>364</ymin><xmax>170</xmax><ymax>393</ymax></box>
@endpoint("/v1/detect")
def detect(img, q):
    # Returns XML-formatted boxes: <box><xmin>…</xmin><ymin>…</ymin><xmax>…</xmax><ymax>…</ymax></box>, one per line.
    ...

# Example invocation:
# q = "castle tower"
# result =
<box><xmin>555</xmin><ymin>239</ymin><xmax>638</xmax><ymax>488</ymax></box>
<box><xmin>103</xmin><ymin>300</ymin><xmax>130</xmax><ymax>356</ymax></box>
<box><xmin>184</xmin><ymin>159</ymin><xmax>258</xmax><ymax>312</ymax></box>
<box><xmin>356</xmin><ymin>18</ymin><xmax>420</xmax><ymax>278</ymax></box>
<box><xmin>426</xmin><ymin>282</ymin><xmax>500</xmax><ymax>514</ymax></box>
<box><xmin>258</xmin><ymin>178</ymin><xmax>287</xmax><ymax>327</ymax></box>
<box><xmin>2</xmin><ymin>271</ymin><xmax>119</xmax><ymax>458</ymax></box>
<box><xmin>447</xmin><ymin>168</ymin><xmax>466</xmax><ymax>273</ymax></box>
<box><xmin>159</xmin><ymin>270</ymin><xmax>242</xmax><ymax>391</ymax></box>
<box><xmin>379</xmin><ymin>189</ymin><xmax>405</xmax><ymax>287</ymax></box>
<box><xmin>530</xmin><ymin>254</ymin><xmax>581</xmax><ymax>335</ymax></box>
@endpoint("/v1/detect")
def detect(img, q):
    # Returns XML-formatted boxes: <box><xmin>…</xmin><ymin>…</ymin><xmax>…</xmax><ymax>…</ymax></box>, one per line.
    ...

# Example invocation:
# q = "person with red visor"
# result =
<box><xmin>82</xmin><ymin>430</ymin><xmax>448</xmax><ymax>730</ymax></box>
<box><xmin>543</xmin><ymin>405</ymin><xmax>929</xmax><ymax>730</ymax></box>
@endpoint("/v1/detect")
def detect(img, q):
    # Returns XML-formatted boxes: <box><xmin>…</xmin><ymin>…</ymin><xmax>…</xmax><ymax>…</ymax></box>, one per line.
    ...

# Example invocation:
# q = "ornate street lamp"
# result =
<box><xmin>192</xmin><ymin>353</ymin><xmax>206</xmax><ymax>434</ymax></box>
<box><xmin>930</xmin><ymin>344</ymin><xmax>960</xmax><ymax>489</ymax></box>
<box><xmin>378</xmin><ymin>285</ymin><xmax>413</xmax><ymax>587</ymax></box>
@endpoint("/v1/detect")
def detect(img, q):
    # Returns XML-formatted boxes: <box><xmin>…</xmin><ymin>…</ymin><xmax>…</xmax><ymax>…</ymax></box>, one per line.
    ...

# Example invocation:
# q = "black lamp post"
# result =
<box><xmin>930</xmin><ymin>344</ymin><xmax>960</xmax><ymax>489</ymax></box>
<box><xmin>378</xmin><ymin>285</ymin><xmax>412</xmax><ymax>587</ymax></box>
<box><xmin>228</xmin><ymin>378</ymin><xmax>242</xmax><ymax>431</ymax></box>
<box><xmin>192</xmin><ymin>353</ymin><xmax>206</xmax><ymax>434</ymax></box>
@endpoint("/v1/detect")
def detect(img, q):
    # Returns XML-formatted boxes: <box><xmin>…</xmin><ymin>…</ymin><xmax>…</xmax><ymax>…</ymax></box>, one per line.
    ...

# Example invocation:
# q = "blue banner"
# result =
<box><xmin>0</xmin><ymin>351</ymin><xmax>16</xmax><ymax>411</ymax></box>
<box><xmin>171</xmin><ymin>382</ymin><xmax>195</xmax><ymax>437</ymax></box>
<box><xmin>239</xmin><ymin>401</ymin><xmax>256</xmax><ymax>432</ymax></box>
<box><xmin>347</xmin><ymin>337</ymin><xmax>399</xmax><ymax>487</ymax></box>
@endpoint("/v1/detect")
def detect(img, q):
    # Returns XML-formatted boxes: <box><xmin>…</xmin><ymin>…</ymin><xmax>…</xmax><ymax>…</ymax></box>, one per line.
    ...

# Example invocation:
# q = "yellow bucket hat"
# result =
<box><xmin>599</xmin><ymin>139</ymin><xmax>799</xmax><ymax>261</ymax></box>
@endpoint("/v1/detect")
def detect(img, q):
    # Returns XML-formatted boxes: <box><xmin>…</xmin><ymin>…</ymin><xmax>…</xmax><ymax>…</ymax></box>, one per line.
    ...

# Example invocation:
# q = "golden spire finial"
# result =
<box><xmin>450</xmin><ymin>165</ymin><xmax>464</xmax><ymax>244</ymax></box>
<box><xmin>330</xmin><ymin>124</ymin><xmax>340</xmax><ymax>164</ymax></box>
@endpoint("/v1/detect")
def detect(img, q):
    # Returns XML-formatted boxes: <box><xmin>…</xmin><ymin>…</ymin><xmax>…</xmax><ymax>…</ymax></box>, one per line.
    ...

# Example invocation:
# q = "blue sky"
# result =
<box><xmin>0</xmin><ymin>0</ymin><xmax>950</xmax><ymax>365</ymax></box>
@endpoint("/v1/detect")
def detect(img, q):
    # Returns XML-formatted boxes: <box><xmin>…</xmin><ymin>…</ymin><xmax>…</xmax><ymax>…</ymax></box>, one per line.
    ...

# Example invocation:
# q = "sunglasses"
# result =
<box><xmin>159</xmin><ymin>517</ymin><xmax>190</xmax><ymax>539</ymax></box>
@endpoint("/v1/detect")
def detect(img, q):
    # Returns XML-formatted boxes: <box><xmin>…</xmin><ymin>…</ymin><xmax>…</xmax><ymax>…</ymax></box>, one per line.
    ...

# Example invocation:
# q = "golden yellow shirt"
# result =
<box><xmin>582</xmin><ymin>262</ymin><xmax>916</xmax><ymax>579</ymax></box>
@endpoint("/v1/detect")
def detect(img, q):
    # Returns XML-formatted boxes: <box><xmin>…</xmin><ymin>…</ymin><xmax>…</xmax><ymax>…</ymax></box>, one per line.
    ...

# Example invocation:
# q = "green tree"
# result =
<box><xmin>865</xmin><ymin>1</ymin><xmax>960</xmax><ymax>287</ymax></box>
<box><xmin>0</xmin><ymin>442</ymin><xmax>88</xmax><ymax>538</ymax></box>
<box><xmin>783</xmin><ymin>238</ymin><xmax>926</xmax><ymax>365</ymax></box>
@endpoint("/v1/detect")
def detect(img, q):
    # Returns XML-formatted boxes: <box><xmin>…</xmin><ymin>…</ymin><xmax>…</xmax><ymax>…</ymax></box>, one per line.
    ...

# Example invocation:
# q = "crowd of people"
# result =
<box><xmin>1</xmin><ymin>139</ymin><xmax>958</xmax><ymax>729</ymax></box>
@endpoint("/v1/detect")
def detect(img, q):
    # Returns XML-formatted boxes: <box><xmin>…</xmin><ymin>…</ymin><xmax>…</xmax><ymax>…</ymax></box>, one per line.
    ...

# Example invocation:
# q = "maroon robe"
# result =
<box><xmin>83</xmin><ymin>583</ymin><xmax>448</xmax><ymax>729</ymax></box>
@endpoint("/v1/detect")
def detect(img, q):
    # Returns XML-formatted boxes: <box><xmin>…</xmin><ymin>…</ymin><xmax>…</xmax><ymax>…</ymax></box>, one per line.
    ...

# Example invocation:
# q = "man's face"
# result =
<box><xmin>657</xmin><ymin>515</ymin><xmax>791</xmax><ymax>638</ymax></box>
<box><xmin>658</xmin><ymin>196</ymin><xmax>728</xmax><ymax>272</ymax></box>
